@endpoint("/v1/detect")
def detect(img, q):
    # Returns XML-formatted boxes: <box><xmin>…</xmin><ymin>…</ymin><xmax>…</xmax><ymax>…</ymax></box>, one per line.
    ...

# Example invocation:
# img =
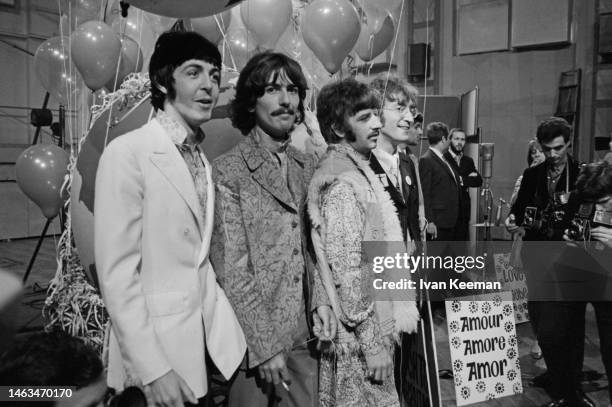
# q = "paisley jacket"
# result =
<box><xmin>210</xmin><ymin>134</ymin><xmax>326</xmax><ymax>367</ymax></box>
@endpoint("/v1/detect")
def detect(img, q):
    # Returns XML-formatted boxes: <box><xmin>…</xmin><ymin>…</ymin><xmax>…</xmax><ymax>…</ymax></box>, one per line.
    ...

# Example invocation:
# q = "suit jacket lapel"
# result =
<box><xmin>240</xmin><ymin>136</ymin><xmax>297</xmax><ymax>212</ymax></box>
<box><xmin>149</xmin><ymin>120</ymin><xmax>204</xmax><ymax>234</ymax></box>
<box><xmin>286</xmin><ymin>146</ymin><xmax>307</xmax><ymax>209</ymax></box>
<box><xmin>433</xmin><ymin>150</ymin><xmax>458</xmax><ymax>185</ymax></box>
<box><xmin>399</xmin><ymin>152</ymin><xmax>417</xmax><ymax>202</ymax></box>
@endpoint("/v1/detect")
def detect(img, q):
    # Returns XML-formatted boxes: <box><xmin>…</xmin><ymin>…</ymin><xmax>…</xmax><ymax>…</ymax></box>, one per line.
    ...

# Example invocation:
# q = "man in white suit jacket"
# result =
<box><xmin>95</xmin><ymin>31</ymin><xmax>245</xmax><ymax>406</ymax></box>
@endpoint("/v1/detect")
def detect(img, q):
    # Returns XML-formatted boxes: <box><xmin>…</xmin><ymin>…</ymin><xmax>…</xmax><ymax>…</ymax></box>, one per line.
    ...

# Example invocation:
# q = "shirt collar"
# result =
<box><xmin>449</xmin><ymin>149</ymin><xmax>462</xmax><ymax>159</ymax></box>
<box><xmin>374</xmin><ymin>148</ymin><xmax>398</xmax><ymax>172</ymax></box>
<box><xmin>252</xmin><ymin>127</ymin><xmax>290</xmax><ymax>155</ymax></box>
<box><xmin>156</xmin><ymin>109</ymin><xmax>205</xmax><ymax>146</ymax></box>
<box><xmin>429</xmin><ymin>146</ymin><xmax>445</xmax><ymax>160</ymax></box>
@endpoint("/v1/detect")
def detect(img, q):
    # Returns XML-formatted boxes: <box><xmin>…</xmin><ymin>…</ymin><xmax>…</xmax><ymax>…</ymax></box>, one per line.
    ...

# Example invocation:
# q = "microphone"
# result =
<box><xmin>479</xmin><ymin>143</ymin><xmax>494</xmax><ymax>179</ymax></box>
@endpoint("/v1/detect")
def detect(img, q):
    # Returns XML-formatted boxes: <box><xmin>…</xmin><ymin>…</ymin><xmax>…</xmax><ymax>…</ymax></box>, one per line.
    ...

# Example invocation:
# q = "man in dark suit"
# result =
<box><xmin>419</xmin><ymin>122</ymin><xmax>463</xmax><ymax>242</ymax></box>
<box><xmin>369</xmin><ymin>74</ymin><xmax>425</xmax><ymax>247</ymax></box>
<box><xmin>368</xmin><ymin>74</ymin><xmax>427</xmax><ymax>406</ymax></box>
<box><xmin>506</xmin><ymin>117</ymin><xmax>591</xmax><ymax>407</ymax></box>
<box><xmin>444</xmin><ymin>128</ymin><xmax>482</xmax><ymax>241</ymax></box>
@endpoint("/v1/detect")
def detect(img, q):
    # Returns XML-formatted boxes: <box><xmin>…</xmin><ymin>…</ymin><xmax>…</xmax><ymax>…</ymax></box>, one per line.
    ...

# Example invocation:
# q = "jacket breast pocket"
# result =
<box><xmin>145</xmin><ymin>291</ymin><xmax>189</xmax><ymax>317</ymax></box>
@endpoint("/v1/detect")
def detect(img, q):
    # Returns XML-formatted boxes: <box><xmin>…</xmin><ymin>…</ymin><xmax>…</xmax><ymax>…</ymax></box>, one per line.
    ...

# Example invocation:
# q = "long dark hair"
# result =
<box><xmin>231</xmin><ymin>52</ymin><xmax>308</xmax><ymax>135</ymax></box>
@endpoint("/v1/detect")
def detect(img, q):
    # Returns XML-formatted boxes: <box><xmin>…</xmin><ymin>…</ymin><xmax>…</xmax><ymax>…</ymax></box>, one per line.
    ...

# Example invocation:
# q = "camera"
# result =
<box><xmin>594</xmin><ymin>209</ymin><xmax>612</xmax><ymax>226</ymax></box>
<box><xmin>522</xmin><ymin>206</ymin><xmax>541</xmax><ymax>229</ymax></box>
<box><xmin>567</xmin><ymin>203</ymin><xmax>612</xmax><ymax>241</ymax></box>
<box><xmin>567</xmin><ymin>203</ymin><xmax>593</xmax><ymax>241</ymax></box>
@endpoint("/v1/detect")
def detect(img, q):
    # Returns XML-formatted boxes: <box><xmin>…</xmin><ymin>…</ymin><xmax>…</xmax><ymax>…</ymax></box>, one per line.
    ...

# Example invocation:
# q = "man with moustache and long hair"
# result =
<box><xmin>210</xmin><ymin>52</ymin><xmax>333</xmax><ymax>407</ymax></box>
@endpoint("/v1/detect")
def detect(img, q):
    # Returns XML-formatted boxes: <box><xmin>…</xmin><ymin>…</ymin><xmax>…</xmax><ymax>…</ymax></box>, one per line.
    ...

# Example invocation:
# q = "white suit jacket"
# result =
<box><xmin>94</xmin><ymin>118</ymin><xmax>246</xmax><ymax>398</ymax></box>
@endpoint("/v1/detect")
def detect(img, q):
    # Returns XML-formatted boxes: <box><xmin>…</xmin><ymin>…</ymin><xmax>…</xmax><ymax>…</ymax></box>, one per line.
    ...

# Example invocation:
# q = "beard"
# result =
<box><xmin>450</xmin><ymin>144</ymin><xmax>463</xmax><ymax>154</ymax></box>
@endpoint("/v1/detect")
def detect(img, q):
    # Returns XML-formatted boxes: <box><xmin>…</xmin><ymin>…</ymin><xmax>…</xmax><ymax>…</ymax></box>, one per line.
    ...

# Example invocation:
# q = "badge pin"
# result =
<box><xmin>405</xmin><ymin>175</ymin><xmax>412</xmax><ymax>186</ymax></box>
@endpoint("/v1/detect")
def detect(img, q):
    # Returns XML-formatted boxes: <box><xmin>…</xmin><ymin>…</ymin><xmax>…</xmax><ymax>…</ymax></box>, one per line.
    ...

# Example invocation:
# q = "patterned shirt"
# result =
<box><xmin>156</xmin><ymin>110</ymin><xmax>208</xmax><ymax>226</ymax></box>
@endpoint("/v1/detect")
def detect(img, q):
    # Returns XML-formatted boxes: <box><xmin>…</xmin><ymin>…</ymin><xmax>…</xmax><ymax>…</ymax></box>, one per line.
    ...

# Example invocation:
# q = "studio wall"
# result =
<box><xmin>438</xmin><ymin>0</ymin><xmax>596</xmax><ymax>207</ymax></box>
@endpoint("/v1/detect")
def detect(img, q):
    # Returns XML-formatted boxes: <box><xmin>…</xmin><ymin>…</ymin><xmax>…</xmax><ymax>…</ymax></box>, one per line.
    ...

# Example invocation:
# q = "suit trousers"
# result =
<box><xmin>535</xmin><ymin>301</ymin><xmax>612</xmax><ymax>402</ymax></box>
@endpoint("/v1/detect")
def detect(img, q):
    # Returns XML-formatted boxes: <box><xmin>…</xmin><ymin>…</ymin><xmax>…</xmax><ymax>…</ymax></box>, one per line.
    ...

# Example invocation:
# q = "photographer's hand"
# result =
<box><xmin>590</xmin><ymin>226</ymin><xmax>612</xmax><ymax>249</ymax></box>
<box><xmin>562</xmin><ymin>229</ymin><xmax>580</xmax><ymax>247</ymax></box>
<box><xmin>505</xmin><ymin>214</ymin><xmax>525</xmax><ymax>237</ymax></box>
<box><xmin>426</xmin><ymin>222</ymin><xmax>438</xmax><ymax>239</ymax></box>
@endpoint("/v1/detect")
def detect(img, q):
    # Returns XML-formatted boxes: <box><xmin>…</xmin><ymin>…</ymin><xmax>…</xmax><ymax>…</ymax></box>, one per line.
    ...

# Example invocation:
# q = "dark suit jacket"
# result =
<box><xmin>510</xmin><ymin>156</ymin><xmax>580</xmax><ymax>241</ymax></box>
<box><xmin>369</xmin><ymin>151</ymin><xmax>422</xmax><ymax>242</ymax></box>
<box><xmin>444</xmin><ymin>152</ymin><xmax>483</xmax><ymax>220</ymax></box>
<box><xmin>419</xmin><ymin>148</ymin><xmax>461</xmax><ymax>229</ymax></box>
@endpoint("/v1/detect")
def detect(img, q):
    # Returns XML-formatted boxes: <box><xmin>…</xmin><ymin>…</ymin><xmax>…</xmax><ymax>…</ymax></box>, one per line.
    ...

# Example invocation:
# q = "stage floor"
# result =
<box><xmin>1</xmin><ymin>237</ymin><xmax>609</xmax><ymax>406</ymax></box>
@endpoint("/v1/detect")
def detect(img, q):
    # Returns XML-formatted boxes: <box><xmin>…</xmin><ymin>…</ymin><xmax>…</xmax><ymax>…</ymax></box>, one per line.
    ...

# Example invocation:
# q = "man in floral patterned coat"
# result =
<box><xmin>210</xmin><ymin>52</ymin><xmax>332</xmax><ymax>407</ymax></box>
<box><xmin>308</xmin><ymin>78</ymin><xmax>420</xmax><ymax>407</ymax></box>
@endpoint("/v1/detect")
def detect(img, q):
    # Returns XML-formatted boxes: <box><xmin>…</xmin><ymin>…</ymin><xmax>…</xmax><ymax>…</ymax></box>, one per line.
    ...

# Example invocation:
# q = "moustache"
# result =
<box><xmin>271</xmin><ymin>108</ymin><xmax>295</xmax><ymax>116</ymax></box>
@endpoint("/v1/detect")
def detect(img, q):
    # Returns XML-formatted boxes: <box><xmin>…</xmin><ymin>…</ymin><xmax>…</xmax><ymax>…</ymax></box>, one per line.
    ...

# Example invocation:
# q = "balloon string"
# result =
<box><xmin>367</xmin><ymin>33</ymin><xmax>375</xmax><ymax>69</ymax></box>
<box><xmin>382</xmin><ymin>0</ymin><xmax>405</xmax><ymax>105</ymax></box>
<box><xmin>104</xmin><ymin>21</ymin><xmax>128</xmax><ymax>149</ymax></box>
<box><xmin>422</xmin><ymin>0</ymin><xmax>431</xmax><ymax>121</ymax></box>
<box><xmin>109</xmin><ymin>15</ymin><xmax>127</xmax><ymax>94</ymax></box>
<box><xmin>215</xmin><ymin>14</ymin><xmax>238</xmax><ymax>73</ymax></box>
<box><xmin>416</xmin><ymin>0</ymin><xmax>432</xmax><ymax>159</ymax></box>
<box><xmin>134</xmin><ymin>9</ymin><xmax>144</xmax><ymax>72</ymax></box>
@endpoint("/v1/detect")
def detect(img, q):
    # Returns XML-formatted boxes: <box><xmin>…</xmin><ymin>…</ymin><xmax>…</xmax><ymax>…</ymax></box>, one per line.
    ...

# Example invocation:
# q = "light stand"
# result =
<box><xmin>23</xmin><ymin>99</ymin><xmax>65</xmax><ymax>285</ymax></box>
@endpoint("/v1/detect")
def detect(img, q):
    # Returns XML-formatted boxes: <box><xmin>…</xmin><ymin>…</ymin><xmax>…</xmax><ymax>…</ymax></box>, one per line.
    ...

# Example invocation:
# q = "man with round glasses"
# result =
<box><xmin>369</xmin><ymin>74</ymin><xmax>426</xmax><ymax>247</ymax></box>
<box><xmin>368</xmin><ymin>74</ymin><xmax>426</xmax><ymax>405</ymax></box>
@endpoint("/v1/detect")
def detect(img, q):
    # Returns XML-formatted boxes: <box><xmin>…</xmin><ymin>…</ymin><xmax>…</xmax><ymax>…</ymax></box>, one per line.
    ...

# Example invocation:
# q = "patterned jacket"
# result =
<box><xmin>307</xmin><ymin>144</ymin><xmax>418</xmax><ymax>357</ymax></box>
<box><xmin>210</xmin><ymin>134</ymin><xmax>326</xmax><ymax>367</ymax></box>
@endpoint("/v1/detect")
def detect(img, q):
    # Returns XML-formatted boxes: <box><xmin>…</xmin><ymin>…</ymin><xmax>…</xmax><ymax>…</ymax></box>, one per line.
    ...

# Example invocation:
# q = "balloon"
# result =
<box><xmin>302</xmin><ymin>0</ymin><xmax>361</xmax><ymax>74</ymax></box>
<box><xmin>223</xmin><ymin>24</ymin><xmax>257</xmax><ymax>71</ymax></box>
<box><xmin>34</xmin><ymin>36</ymin><xmax>82</xmax><ymax>105</ymax></box>
<box><xmin>106</xmin><ymin>35</ymin><xmax>143</xmax><ymax>91</ymax></box>
<box><xmin>143</xmin><ymin>12</ymin><xmax>176</xmax><ymax>37</ymax></box>
<box><xmin>355</xmin><ymin>7</ymin><xmax>395</xmax><ymax>62</ymax></box>
<box><xmin>240</xmin><ymin>0</ymin><xmax>292</xmax><ymax>48</ymax></box>
<box><xmin>276</xmin><ymin>23</ymin><xmax>301</xmax><ymax>58</ymax></box>
<box><xmin>60</xmin><ymin>0</ymin><xmax>100</xmax><ymax>30</ymax></box>
<box><xmin>276</xmin><ymin>24</ymin><xmax>330</xmax><ymax>91</ymax></box>
<box><xmin>16</xmin><ymin>144</ymin><xmax>69</xmax><ymax>219</ymax></box>
<box><xmin>189</xmin><ymin>10</ymin><xmax>232</xmax><ymax>45</ymax></box>
<box><xmin>127</xmin><ymin>0</ymin><xmax>244</xmax><ymax>18</ymax></box>
<box><xmin>106</xmin><ymin>2</ymin><xmax>155</xmax><ymax>66</ymax></box>
<box><xmin>71</xmin><ymin>21</ymin><xmax>122</xmax><ymax>91</ymax></box>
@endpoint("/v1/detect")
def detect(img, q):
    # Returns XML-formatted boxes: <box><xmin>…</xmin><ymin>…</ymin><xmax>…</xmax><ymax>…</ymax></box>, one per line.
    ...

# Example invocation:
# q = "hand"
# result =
<box><xmin>505</xmin><ymin>214</ymin><xmax>525</xmax><ymax>236</ymax></box>
<box><xmin>590</xmin><ymin>226</ymin><xmax>612</xmax><ymax>249</ymax></box>
<box><xmin>143</xmin><ymin>370</ymin><xmax>197</xmax><ymax>407</ymax></box>
<box><xmin>258</xmin><ymin>352</ymin><xmax>289</xmax><ymax>385</ymax></box>
<box><xmin>313</xmin><ymin>305</ymin><xmax>337</xmax><ymax>341</ymax></box>
<box><xmin>364</xmin><ymin>348</ymin><xmax>393</xmax><ymax>382</ymax></box>
<box><xmin>426</xmin><ymin>222</ymin><xmax>438</xmax><ymax>239</ymax></box>
<box><xmin>419</xmin><ymin>217</ymin><xmax>427</xmax><ymax>235</ymax></box>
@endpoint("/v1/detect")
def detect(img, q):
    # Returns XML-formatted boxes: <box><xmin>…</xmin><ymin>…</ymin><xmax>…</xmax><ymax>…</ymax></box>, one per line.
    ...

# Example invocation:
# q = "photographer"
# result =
<box><xmin>556</xmin><ymin>161</ymin><xmax>612</xmax><ymax>406</ymax></box>
<box><xmin>505</xmin><ymin>117</ymin><xmax>587</xmax><ymax>407</ymax></box>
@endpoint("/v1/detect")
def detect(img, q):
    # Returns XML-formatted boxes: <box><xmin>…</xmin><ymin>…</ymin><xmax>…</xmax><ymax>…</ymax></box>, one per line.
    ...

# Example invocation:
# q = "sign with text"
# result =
<box><xmin>445</xmin><ymin>292</ymin><xmax>523</xmax><ymax>406</ymax></box>
<box><xmin>493</xmin><ymin>253</ymin><xmax>529</xmax><ymax>324</ymax></box>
